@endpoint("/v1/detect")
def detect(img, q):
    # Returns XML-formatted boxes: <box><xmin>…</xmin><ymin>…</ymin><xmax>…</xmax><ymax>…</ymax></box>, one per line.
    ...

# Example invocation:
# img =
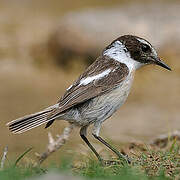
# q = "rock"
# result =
<box><xmin>48</xmin><ymin>2</ymin><xmax>180</xmax><ymax>66</ymax></box>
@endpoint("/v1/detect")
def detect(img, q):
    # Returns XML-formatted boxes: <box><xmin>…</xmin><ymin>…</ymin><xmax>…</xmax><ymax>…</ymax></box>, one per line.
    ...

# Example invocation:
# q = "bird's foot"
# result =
<box><xmin>117</xmin><ymin>153</ymin><xmax>131</xmax><ymax>164</ymax></box>
<box><xmin>99</xmin><ymin>156</ymin><xmax>131</xmax><ymax>166</ymax></box>
<box><xmin>102</xmin><ymin>159</ymin><xmax>121</xmax><ymax>166</ymax></box>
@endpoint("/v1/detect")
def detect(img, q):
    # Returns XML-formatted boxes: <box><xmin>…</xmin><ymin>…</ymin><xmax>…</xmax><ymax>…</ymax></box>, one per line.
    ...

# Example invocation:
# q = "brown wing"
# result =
<box><xmin>48</xmin><ymin>56</ymin><xmax>129</xmax><ymax>119</ymax></box>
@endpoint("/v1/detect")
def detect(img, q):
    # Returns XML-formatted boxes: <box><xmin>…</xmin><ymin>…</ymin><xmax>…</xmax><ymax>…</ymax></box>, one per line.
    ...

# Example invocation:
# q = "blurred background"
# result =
<box><xmin>0</xmin><ymin>0</ymin><xmax>179</xmax><ymax>163</ymax></box>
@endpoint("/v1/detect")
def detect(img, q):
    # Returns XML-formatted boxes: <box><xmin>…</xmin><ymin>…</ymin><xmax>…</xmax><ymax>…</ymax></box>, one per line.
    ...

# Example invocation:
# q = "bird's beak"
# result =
<box><xmin>153</xmin><ymin>57</ymin><xmax>171</xmax><ymax>71</ymax></box>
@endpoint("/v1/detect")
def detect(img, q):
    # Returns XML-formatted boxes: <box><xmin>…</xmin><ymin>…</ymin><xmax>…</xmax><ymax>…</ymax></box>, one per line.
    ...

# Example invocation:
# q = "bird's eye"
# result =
<box><xmin>141</xmin><ymin>44</ymin><xmax>151</xmax><ymax>53</ymax></box>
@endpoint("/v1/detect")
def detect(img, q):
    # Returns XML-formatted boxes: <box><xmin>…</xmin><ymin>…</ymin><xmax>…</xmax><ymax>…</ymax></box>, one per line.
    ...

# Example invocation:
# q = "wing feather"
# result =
<box><xmin>49</xmin><ymin>56</ymin><xmax>129</xmax><ymax>119</ymax></box>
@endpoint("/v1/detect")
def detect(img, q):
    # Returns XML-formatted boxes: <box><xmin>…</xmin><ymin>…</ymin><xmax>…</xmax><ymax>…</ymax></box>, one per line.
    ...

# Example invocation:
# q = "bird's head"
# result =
<box><xmin>103</xmin><ymin>35</ymin><xmax>171</xmax><ymax>71</ymax></box>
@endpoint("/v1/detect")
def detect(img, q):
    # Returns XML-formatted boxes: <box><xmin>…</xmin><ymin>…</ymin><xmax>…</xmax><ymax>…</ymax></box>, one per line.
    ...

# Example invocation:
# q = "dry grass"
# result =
<box><xmin>1</xmin><ymin>137</ymin><xmax>180</xmax><ymax>179</ymax></box>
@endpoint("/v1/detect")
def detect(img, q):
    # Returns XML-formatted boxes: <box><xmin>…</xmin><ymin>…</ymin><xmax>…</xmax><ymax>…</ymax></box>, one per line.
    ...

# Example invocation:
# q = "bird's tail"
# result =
<box><xmin>6</xmin><ymin>104</ymin><xmax>58</xmax><ymax>134</ymax></box>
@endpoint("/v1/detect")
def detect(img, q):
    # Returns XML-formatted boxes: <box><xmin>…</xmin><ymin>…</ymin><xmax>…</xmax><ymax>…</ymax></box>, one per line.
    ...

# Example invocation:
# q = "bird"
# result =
<box><xmin>7</xmin><ymin>35</ymin><xmax>171</xmax><ymax>164</ymax></box>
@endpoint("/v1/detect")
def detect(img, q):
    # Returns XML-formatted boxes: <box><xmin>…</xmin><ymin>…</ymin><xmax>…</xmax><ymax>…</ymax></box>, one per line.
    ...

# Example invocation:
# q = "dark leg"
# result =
<box><xmin>93</xmin><ymin>134</ymin><xmax>131</xmax><ymax>163</ymax></box>
<box><xmin>80</xmin><ymin>126</ymin><xmax>103</xmax><ymax>163</ymax></box>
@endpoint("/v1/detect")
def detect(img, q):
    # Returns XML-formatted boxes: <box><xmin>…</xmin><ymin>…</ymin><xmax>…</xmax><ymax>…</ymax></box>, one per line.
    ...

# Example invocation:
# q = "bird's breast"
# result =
<box><xmin>78</xmin><ymin>71</ymin><xmax>135</xmax><ymax>124</ymax></box>
<box><xmin>99</xmin><ymin>71</ymin><xmax>134</xmax><ymax>110</ymax></box>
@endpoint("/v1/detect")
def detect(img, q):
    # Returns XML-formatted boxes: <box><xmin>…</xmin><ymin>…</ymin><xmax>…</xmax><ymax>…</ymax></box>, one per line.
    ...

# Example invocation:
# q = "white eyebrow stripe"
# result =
<box><xmin>137</xmin><ymin>38</ymin><xmax>151</xmax><ymax>47</ymax></box>
<box><xmin>137</xmin><ymin>38</ymin><xmax>158</xmax><ymax>56</ymax></box>
<box><xmin>79</xmin><ymin>69</ymin><xmax>111</xmax><ymax>86</ymax></box>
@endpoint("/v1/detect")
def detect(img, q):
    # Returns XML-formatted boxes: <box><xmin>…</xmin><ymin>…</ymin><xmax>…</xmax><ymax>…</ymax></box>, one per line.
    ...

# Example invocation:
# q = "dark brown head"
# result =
<box><xmin>103</xmin><ymin>35</ymin><xmax>171</xmax><ymax>71</ymax></box>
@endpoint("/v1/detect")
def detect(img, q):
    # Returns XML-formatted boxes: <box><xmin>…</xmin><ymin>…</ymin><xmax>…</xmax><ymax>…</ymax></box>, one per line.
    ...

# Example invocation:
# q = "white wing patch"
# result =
<box><xmin>67</xmin><ymin>84</ymin><xmax>73</xmax><ymax>91</ymax></box>
<box><xmin>79</xmin><ymin>69</ymin><xmax>111</xmax><ymax>86</ymax></box>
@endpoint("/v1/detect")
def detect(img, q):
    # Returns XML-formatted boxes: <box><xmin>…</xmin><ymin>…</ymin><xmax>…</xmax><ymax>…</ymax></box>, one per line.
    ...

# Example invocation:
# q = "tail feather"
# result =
<box><xmin>12</xmin><ymin>117</ymin><xmax>48</xmax><ymax>134</ymax></box>
<box><xmin>10</xmin><ymin>115</ymin><xmax>48</xmax><ymax>133</ymax></box>
<box><xmin>8</xmin><ymin>112</ymin><xmax>47</xmax><ymax>128</ymax></box>
<box><xmin>7</xmin><ymin>105</ymin><xmax>59</xmax><ymax>134</ymax></box>
<box><xmin>9</xmin><ymin>112</ymin><xmax>49</xmax><ymax>128</ymax></box>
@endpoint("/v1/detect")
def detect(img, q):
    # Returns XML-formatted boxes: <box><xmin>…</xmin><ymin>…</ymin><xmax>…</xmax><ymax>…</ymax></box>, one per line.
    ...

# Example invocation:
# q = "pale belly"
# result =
<box><xmin>74</xmin><ymin>72</ymin><xmax>134</xmax><ymax>126</ymax></box>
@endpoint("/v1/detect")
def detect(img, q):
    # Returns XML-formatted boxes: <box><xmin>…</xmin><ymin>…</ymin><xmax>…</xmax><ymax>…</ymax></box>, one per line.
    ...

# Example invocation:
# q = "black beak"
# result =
<box><xmin>154</xmin><ymin>58</ymin><xmax>171</xmax><ymax>71</ymax></box>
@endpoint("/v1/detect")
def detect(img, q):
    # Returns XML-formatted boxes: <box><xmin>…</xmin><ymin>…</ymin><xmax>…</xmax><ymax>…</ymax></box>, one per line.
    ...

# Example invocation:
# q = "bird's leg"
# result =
<box><xmin>80</xmin><ymin>126</ymin><xmax>103</xmax><ymax>164</ymax></box>
<box><xmin>92</xmin><ymin>122</ymin><xmax>131</xmax><ymax>164</ymax></box>
<box><xmin>93</xmin><ymin>134</ymin><xmax>131</xmax><ymax>164</ymax></box>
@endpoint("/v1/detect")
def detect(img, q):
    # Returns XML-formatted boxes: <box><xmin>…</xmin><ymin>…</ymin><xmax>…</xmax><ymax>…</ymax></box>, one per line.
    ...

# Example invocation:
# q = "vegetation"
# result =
<box><xmin>1</xmin><ymin>138</ymin><xmax>180</xmax><ymax>180</ymax></box>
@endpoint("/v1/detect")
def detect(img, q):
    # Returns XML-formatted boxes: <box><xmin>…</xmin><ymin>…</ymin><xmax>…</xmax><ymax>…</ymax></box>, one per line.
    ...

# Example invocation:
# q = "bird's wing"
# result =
<box><xmin>48</xmin><ymin>56</ymin><xmax>129</xmax><ymax>119</ymax></box>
